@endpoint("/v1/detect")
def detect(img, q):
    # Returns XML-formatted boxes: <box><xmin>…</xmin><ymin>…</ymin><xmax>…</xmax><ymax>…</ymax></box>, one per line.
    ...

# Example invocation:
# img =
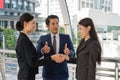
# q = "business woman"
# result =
<box><xmin>76</xmin><ymin>17</ymin><xmax>102</xmax><ymax>80</ymax></box>
<box><xmin>15</xmin><ymin>13</ymin><xmax>66</xmax><ymax>80</ymax></box>
<box><xmin>69</xmin><ymin>18</ymin><xmax>101</xmax><ymax>80</ymax></box>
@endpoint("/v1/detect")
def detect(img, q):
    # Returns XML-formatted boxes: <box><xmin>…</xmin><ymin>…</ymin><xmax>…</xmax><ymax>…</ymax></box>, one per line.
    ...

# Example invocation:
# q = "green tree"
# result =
<box><xmin>3</xmin><ymin>28</ymin><xmax>16</xmax><ymax>49</ymax></box>
<box><xmin>107</xmin><ymin>26</ymin><xmax>120</xmax><ymax>32</ymax></box>
<box><xmin>71</xmin><ymin>30</ymin><xmax>76</xmax><ymax>45</ymax></box>
<box><xmin>77</xmin><ymin>31</ymin><xmax>81</xmax><ymax>44</ymax></box>
<box><xmin>59</xmin><ymin>26</ymin><xmax>65</xmax><ymax>33</ymax></box>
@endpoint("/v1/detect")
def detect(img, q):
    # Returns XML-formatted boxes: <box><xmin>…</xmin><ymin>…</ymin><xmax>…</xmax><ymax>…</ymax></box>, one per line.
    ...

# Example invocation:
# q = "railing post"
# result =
<box><xmin>2</xmin><ymin>35</ymin><xmax>5</xmax><ymax>49</ymax></box>
<box><xmin>115</xmin><ymin>62</ymin><xmax>119</xmax><ymax>80</ymax></box>
<box><xmin>0</xmin><ymin>54</ymin><xmax>6</xmax><ymax>80</ymax></box>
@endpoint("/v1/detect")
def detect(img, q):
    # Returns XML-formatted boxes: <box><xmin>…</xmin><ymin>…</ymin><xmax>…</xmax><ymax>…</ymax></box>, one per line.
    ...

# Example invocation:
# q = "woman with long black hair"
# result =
<box><xmin>68</xmin><ymin>17</ymin><xmax>101</xmax><ymax>80</ymax></box>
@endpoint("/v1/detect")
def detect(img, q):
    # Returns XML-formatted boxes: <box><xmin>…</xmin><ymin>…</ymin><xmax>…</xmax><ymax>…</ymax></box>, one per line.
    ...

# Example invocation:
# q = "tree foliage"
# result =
<box><xmin>3</xmin><ymin>28</ymin><xmax>16</xmax><ymax>49</ymax></box>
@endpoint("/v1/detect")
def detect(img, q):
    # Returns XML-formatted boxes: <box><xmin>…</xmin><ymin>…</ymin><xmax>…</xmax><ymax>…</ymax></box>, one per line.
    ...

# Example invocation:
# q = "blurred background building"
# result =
<box><xmin>0</xmin><ymin>0</ymin><xmax>44</xmax><ymax>30</ymax></box>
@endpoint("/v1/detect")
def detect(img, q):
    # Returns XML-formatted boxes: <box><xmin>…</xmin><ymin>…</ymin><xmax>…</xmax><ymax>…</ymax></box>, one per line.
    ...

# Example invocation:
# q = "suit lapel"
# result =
<box><xmin>47</xmin><ymin>34</ymin><xmax>55</xmax><ymax>53</ymax></box>
<box><xmin>77</xmin><ymin>38</ymin><xmax>93</xmax><ymax>54</ymax></box>
<box><xmin>77</xmin><ymin>42</ymin><xmax>86</xmax><ymax>53</ymax></box>
<box><xmin>47</xmin><ymin>34</ymin><xmax>53</xmax><ymax>47</ymax></box>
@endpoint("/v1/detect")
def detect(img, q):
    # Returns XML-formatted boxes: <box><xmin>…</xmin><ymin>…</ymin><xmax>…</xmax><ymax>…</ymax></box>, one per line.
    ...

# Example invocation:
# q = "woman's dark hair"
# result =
<box><xmin>78</xmin><ymin>17</ymin><xmax>101</xmax><ymax>64</ymax></box>
<box><xmin>16</xmin><ymin>13</ymin><xmax>34</xmax><ymax>31</ymax></box>
<box><xmin>45</xmin><ymin>15</ymin><xmax>59</xmax><ymax>25</ymax></box>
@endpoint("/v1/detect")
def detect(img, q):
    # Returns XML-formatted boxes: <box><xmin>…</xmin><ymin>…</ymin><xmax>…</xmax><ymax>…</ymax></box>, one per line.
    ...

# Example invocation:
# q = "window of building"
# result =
<box><xmin>11</xmin><ymin>0</ymin><xmax>17</xmax><ymax>9</ymax></box>
<box><xmin>86</xmin><ymin>2</ymin><xmax>89</xmax><ymax>8</ymax></box>
<box><xmin>109</xmin><ymin>2</ymin><xmax>111</xmax><ymax>5</ymax></box>
<box><xmin>106</xmin><ymin>1</ymin><xmax>107</xmax><ymax>5</ymax></box>
<box><xmin>29</xmin><ymin>2</ymin><xmax>34</xmax><ymax>11</ymax></box>
<box><xmin>18</xmin><ymin>13</ymin><xmax>20</xmax><ymax>16</ymax></box>
<box><xmin>78</xmin><ymin>0</ymin><xmax>81</xmax><ymax>10</ymax></box>
<box><xmin>18</xmin><ymin>0</ymin><xmax>23</xmax><ymax>10</ymax></box>
<box><xmin>0</xmin><ymin>20</ymin><xmax>5</xmax><ymax>29</ymax></box>
<box><xmin>101</xmin><ymin>6</ymin><xmax>104</xmax><ymax>11</ymax></box>
<box><xmin>108</xmin><ymin>7</ymin><xmax>110</xmax><ymax>11</ymax></box>
<box><xmin>5</xmin><ymin>3</ymin><xmax>10</xmax><ymax>8</ymax></box>
<box><xmin>0</xmin><ymin>11</ymin><xmax>5</xmax><ymax>15</ymax></box>
<box><xmin>82</xmin><ymin>1</ymin><xmax>85</xmax><ymax>8</ymax></box>
<box><xmin>5</xmin><ymin>0</ymin><xmax>10</xmax><ymax>8</ymax></box>
<box><xmin>90</xmin><ymin>3</ymin><xmax>93</xmax><ymax>8</ymax></box>
<box><xmin>5</xmin><ymin>12</ymin><xmax>7</xmax><ymax>15</ymax></box>
<box><xmin>105</xmin><ymin>6</ymin><xmax>107</xmax><ymax>12</ymax></box>
<box><xmin>24</xmin><ymin>1</ymin><xmax>28</xmax><ymax>10</ymax></box>
<box><xmin>10</xmin><ymin>12</ymin><xmax>14</xmax><ymax>16</ymax></box>
<box><xmin>5</xmin><ymin>0</ymin><xmax>10</xmax><ymax>3</ymax></box>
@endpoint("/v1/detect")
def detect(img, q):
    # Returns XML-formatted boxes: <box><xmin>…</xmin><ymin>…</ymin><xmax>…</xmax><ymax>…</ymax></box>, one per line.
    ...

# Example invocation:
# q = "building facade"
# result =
<box><xmin>0</xmin><ymin>0</ymin><xmax>44</xmax><ymax>30</ymax></box>
<box><xmin>78</xmin><ymin>0</ymin><xmax>94</xmax><ymax>10</ymax></box>
<box><xmin>47</xmin><ymin>0</ymin><xmax>112</xmax><ymax>24</ymax></box>
<box><xmin>94</xmin><ymin>0</ymin><xmax>112</xmax><ymax>12</ymax></box>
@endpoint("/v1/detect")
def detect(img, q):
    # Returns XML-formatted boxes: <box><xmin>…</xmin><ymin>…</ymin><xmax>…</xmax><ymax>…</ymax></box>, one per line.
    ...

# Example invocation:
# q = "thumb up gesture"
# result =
<box><xmin>42</xmin><ymin>41</ymin><xmax>50</xmax><ymax>54</ymax></box>
<box><xmin>64</xmin><ymin>43</ymin><xmax>70</xmax><ymax>55</ymax></box>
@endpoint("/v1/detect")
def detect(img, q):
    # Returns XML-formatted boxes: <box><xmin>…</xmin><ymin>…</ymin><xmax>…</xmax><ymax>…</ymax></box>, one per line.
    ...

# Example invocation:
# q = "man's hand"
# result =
<box><xmin>51</xmin><ymin>54</ymin><xmax>69</xmax><ymax>63</ymax></box>
<box><xmin>64</xmin><ymin>43</ymin><xmax>70</xmax><ymax>55</ymax></box>
<box><xmin>41</xmin><ymin>42</ymin><xmax>50</xmax><ymax>54</ymax></box>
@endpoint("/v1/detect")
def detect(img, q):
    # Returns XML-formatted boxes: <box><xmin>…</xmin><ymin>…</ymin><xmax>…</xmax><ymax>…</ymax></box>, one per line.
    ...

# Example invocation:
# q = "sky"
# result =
<box><xmin>113</xmin><ymin>0</ymin><xmax>120</xmax><ymax>15</ymax></box>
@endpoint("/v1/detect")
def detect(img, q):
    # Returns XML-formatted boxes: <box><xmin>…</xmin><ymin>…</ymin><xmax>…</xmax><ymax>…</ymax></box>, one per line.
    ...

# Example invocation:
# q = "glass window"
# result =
<box><xmin>90</xmin><ymin>3</ymin><xmax>93</xmax><ymax>8</ymax></box>
<box><xmin>78</xmin><ymin>0</ymin><xmax>80</xmax><ymax>10</ymax></box>
<box><xmin>108</xmin><ymin>7</ymin><xmax>110</xmax><ymax>11</ymax></box>
<box><xmin>18</xmin><ymin>0</ymin><xmax>23</xmax><ymax>10</ymax></box>
<box><xmin>24</xmin><ymin>1</ymin><xmax>28</xmax><ymax>10</ymax></box>
<box><xmin>5</xmin><ymin>0</ymin><xmax>10</xmax><ymax>8</ymax></box>
<box><xmin>5</xmin><ymin>3</ymin><xmax>10</xmax><ymax>8</ymax></box>
<box><xmin>18</xmin><ymin>0</ymin><xmax>22</xmax><ymax>4</ymax></box>
<box><xmin>82</xmin><ymin>1</ymin><xmax>85</xmax><ymax>8</ymax></box>
<box><xmin>11</xmin><ymin>0</ymin><xmax>17</xmax><ymax>9</ymax></box>
<box><xmin>5</xmin><ymin>0</ymin><xmax>10</xmax><ymax>3</ymax></box>
<box><xmin>29</xmin><ymin>2</ymin><xmax>34</xmax><ymax>11</ymax></box>
<box><xmin>105</xmin><ymin>6</ymin><xmax>107</xmax><ymax>11</ymax></box>
<box><xmin>86</xmin><ymin>2</ymin><xmax>89</xmax><ymax>8</ymax></box>
<box><xmin>0</xmin><ymin>12</ymin><xmax>4</xmax><ymax>15</ymax></box>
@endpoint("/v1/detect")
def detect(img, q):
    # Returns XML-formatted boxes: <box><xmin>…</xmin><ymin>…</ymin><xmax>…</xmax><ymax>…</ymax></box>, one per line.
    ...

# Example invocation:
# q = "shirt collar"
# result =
<box><xmin>51</xmin><ymin>33</ymin><xmax>59</xmax><ymax>38</ymax></box>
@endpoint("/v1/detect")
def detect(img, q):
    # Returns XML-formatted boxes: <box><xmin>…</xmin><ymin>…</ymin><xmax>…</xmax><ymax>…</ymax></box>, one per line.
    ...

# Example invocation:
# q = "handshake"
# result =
<box><xmin>51</xmin><ymin>54</ymin><xmax>69</xmax><ymax>63</ymax></box>
<box><xmin>42</xmin><ymin>42</ymin><xmax>70</xmax><ymax>63</ymax></box>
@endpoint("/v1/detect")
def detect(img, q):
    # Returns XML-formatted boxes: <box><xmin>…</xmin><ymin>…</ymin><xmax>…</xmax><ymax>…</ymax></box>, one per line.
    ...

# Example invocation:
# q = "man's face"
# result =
<box><xmin>47</xmin><ymin>18</ymin><xmax>59</xmax><ymax>34</ymax></box>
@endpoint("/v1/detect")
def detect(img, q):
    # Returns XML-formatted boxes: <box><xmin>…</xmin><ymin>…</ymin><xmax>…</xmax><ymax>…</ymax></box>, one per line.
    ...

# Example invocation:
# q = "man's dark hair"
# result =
<box><xmin>45</xmin><ymin>15</ymin><xmax>59</xmax><ymax>25</ymax></box>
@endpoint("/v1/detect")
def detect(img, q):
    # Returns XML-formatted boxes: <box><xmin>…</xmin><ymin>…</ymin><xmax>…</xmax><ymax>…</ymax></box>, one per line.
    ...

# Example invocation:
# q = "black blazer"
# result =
<box><xmin>15</xmin><ymin>32</ymin><xmax>53</xmax><ymax>79</ymax></box>
<box><xmin>68</xmin><ymin>38</ymin><xmax>100</xmax><ymax>80</ymax></box>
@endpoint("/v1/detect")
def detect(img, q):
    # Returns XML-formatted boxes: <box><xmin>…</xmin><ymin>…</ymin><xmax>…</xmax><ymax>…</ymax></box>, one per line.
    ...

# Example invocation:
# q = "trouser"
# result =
<box><xmin>43</xmin><ymin>78</ymin><xmax>68</xmax><ymax>80</ymax></box>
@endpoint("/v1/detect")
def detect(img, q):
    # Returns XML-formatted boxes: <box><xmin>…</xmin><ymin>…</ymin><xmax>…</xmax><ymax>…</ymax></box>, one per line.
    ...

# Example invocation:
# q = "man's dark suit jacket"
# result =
<box><xmin>15</xmin><ymin>32</ymin><xmax>53</xmax><ymax>79</ymax></box>
<box><xmin>36</xmin><ymin>33</ymin><xmax>75</xmax><ymax>78</ymax></box>
<box><xmin>68</xmin><ymin>38</ymin><xmax>100</xmax><ymax>80</ymax></box>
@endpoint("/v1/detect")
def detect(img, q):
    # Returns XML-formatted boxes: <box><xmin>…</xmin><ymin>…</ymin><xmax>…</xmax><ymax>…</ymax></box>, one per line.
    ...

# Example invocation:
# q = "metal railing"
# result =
<box><xmin>0</xmin><ymin>49</ymin><xmax>120</xmax><ymax>80</ymax></box>
<box><xmin>96</xmin><ymin>57</ymin><xmax>120</xmax><ymax>80</ymax></box>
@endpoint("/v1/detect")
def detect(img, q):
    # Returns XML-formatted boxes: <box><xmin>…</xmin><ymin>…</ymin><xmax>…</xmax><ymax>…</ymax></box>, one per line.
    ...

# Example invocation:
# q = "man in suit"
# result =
<box><xmin>36</xmin><ymin>15</ymin><xmax>75</xmax><ymax>80</ymax></box>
